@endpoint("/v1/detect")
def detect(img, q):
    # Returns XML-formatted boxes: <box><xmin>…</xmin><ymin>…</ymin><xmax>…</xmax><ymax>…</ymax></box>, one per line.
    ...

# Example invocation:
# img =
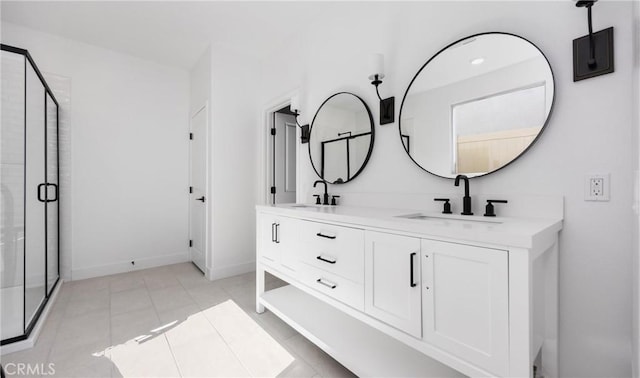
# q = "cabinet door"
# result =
<box><xmin>258</xmin><ymin>214</ymin><xmax>297</xmax><ymax>273</ymax></box>
<box><xmin>365</xmin><ymin>231</ymin><xmax>421</xmax><ymax>338</ymax></box>
<box><xmin>422</xmin><ymin>239</ymin><xmax>509</xmax><ymax>376</ymax></box>
<box><xmin>258</xmin><ymin>214</ymin><xmax>281</xmax><ymax>264</ymax></box>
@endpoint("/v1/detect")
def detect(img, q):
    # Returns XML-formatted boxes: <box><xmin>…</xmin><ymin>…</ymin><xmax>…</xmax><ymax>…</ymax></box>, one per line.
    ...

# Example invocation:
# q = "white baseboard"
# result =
<box><xmin>1</xmin><ymin>279</ymin><xmax>63</xmax><ymax>356</ymax></box>
<box><xmin>207</xmin><ymin>261</ymin><xmax>255</xmax><ymax>281</ymax></box>
<box><xmin>71</xmin><ymin>251</ymin><xmax>189</xmax><ymax>281</ymax></box>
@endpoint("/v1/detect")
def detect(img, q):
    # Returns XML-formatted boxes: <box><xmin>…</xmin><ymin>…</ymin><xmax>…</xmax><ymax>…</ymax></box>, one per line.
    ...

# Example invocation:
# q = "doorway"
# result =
<box><xmin>189</xmin><ymin>105</ymin><xmax>207</xmax><ymax>273</ymax></box>
<box><xmin>269</xmin><ymin>106</ymin><xmax>297</xmax><ymax>204</ymax></box>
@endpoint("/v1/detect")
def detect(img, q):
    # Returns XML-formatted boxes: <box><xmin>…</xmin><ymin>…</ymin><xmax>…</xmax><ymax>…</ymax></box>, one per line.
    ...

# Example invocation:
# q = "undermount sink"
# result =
<box><xmin>396</xmin><ymin>213</ymin><xmax>503</xmax><ymax>224</ymax></box>
<box><xmin>289</xmin><ymin>204</ymin><xmax>323</xmax><ymax>209</ymax></box>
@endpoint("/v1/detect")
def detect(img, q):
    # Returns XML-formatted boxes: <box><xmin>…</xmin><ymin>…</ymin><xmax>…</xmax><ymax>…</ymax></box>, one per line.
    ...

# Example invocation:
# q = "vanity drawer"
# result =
<box><xmin>298</xmin><ymin>220</ymin><xmax>365</xmax><ymax>283</ymax></box>
<box><xmin>298</xmin><ymin>262</ymin><xmax>364</xmax><ymax>312</ymax></box>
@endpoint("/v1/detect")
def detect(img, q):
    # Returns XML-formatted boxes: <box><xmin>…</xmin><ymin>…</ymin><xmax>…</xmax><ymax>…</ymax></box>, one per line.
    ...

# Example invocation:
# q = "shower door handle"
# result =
<box><xmin>196</xmin><ymin>196</ymin><xmax>205</xmax><ymax>202</ymax></box>
<box><xmin>46</xmin><ymin>183</ymin><xmax>58</xmax><ymax>202</ymax></box>
<box><xmin>37</xmin><ymin>183</ymin><xmax>46</xmax><ymax>203</ymax></box>
<box><xmin>38</xmin><ymin>183</ymin><xmax>58</xmax><ymax>202</ymax></box>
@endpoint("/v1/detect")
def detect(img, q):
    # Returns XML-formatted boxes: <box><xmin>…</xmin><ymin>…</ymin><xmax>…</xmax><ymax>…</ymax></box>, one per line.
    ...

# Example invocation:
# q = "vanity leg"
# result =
<box><xmin>509</xmin><ymin>248</ymin><xmax>533</xmax><ymax>377</ymax></box>
<box><xmin>256</xmin><ymin>265</ymin><xmax>265</xmax><ymax>314</ymax></box>
<box><xmin>542</xmin><ymin>243</ymin><xmax>559</xmax><ymax>378</ymax></box>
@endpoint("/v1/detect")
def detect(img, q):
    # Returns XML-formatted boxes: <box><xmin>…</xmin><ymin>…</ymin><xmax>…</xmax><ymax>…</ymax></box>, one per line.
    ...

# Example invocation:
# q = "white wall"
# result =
<box><xmin>210</xmin><ymin>47</ymin><xmax>259</xmax><ymax>276</ymax></box>
<box><xmin>190</xmin><ymin>45</ymin><xmax>259</xmax><ymax>279</ymax></box>
<box><xmin>257</xmin><ymin>2</ymin><xmax>635</xmax><ymax>376</ymax></box>
<box><xmin>190</xmin><ymin>46</ymin><xmax>211</xmax><ymax>116</ymax></box>
<box><xmin>2</xmin><ymin>23</ymin><xmax>190</xmax><ymax>280</ymax></box>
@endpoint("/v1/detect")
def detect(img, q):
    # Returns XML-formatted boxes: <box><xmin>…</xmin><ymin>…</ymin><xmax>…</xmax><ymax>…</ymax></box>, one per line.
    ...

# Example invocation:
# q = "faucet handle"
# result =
<box><xmin>434</xmin><ymin>198</ymin><xmax>452</xmax><ymax>214</ymax></box>
<box><xmin>313</xmin><ymin>195</ymin><xmax>321</xmax><ymax>205</ymax></box>
<box><xmin>331</xmin><ymin>195</ymin><xmax>341</xmax><ymax>206</ymax></box>
<box><xmin>484</xmin><ymin>199</ymin><xmax>508</xmax><ymax>217</ymax></box>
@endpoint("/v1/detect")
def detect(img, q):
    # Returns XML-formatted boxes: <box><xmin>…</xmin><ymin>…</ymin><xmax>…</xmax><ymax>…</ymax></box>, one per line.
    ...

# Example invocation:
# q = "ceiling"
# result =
<box><xmin>1</xmin><ymin>1</ymin><xmax>337</xmax><ymax>69</ymax></box>
<box><xmin>409</xmin><ymin>33</ymin><xmax>545</xmax><ymax>94</ymax></box>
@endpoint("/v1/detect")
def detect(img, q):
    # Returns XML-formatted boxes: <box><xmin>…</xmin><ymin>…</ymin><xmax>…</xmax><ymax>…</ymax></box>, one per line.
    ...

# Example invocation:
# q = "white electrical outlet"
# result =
<box><xmin>585</xmin><ymin>174</ymin><xmax>610</xmax><ymax>201</ymax></box>
<box><xmin>590</xmin><ymin>177</ymin><xmax>604</xmax><ymax>196</ymax></box>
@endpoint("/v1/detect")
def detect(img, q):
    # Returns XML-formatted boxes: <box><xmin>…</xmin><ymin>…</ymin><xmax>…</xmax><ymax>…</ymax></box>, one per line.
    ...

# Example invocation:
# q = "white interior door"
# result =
<box><xmin>273</xmin><ymin>112</ymin><xmax>296</xmax><ymax>204</ymax></box>
<box><xmin>189</xmin><ymin>107</ymin><xmax>207</xmax><ymax>273</ymax></box>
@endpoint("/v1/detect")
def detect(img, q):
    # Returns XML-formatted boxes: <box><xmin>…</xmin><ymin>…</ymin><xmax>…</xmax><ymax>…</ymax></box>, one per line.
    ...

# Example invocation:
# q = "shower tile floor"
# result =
<box><xmin>1</xmin><ymin>286</ymin><xmax>48</xmax><ymax>340</ymax></box>
<box><xmin>1</xmin><ymin>263</ymin><xmax>356</xmax><ymax>378</ymax></box>
<box><xmin>1</xmin><ymin>286</ymin><xmax>24</xmax><ymax>340</ymax></box>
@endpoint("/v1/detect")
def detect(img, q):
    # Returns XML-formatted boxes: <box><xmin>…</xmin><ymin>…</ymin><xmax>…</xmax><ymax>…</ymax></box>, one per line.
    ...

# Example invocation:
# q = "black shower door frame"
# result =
<box><xmin>1</xmin><ymin>44</ymin><xmax>61</xmax><ymax>346</ymax></box>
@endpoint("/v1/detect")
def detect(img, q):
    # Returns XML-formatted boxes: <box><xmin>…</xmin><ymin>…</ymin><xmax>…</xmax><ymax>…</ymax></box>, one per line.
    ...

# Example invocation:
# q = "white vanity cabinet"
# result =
<box><xmin>256</xmin><ymin>204</ymin><xmax>562</xmax><ymax>378</ymax></box>
<box><xmin>421</xmin><ymin>239</ymin><xmax>510</xmax><ymax>376</ymax></box>
<box><xmin>364</xmin><ymin>231</ymin><xmax>422</xmax><ymax>338</ymax></box>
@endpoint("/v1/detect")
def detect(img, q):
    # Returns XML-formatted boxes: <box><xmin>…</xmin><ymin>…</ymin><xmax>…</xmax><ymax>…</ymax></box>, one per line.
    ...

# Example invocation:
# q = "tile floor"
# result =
<box><xmin>1</xmin><ymin>263</ymin><xmax>356</xmax><ymax>378</ymax></box>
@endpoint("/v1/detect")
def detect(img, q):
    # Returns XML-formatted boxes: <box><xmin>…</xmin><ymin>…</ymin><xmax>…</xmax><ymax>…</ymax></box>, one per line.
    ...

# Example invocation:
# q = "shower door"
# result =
<box><xmin>24</xmin><ymin>57</ymin><xmax>46</xmax><ymax>329</ymax></box>
<box><xmin>1</xmin><ymin>47</ymin><xmax>27</xmax><ymax>341</ymax></box>
<box><xmin>46</xmin><ymin>93</ymin><xmax>59</xmax><ymax>296</ymax></box>
<box><xmin>1</xmin><ymin>45</ymin><xmax>60</xmax><ymax>345</ymax></box>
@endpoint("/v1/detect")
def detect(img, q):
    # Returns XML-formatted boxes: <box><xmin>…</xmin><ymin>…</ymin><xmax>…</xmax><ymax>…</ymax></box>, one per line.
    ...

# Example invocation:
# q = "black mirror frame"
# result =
<box><xmin>398</xmin><ymin>31</ymin><xmax>556</xmax><ymax>180</ymax></box>
<box><xmin>308</xmin><ymin>92</ymin><xmax>375</xmax><ymax>184</ymax></box>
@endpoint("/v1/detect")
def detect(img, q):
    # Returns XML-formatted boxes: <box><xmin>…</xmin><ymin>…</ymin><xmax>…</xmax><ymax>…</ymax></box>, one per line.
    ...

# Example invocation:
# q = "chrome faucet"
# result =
<box><xmin>313</xmin><ymin>180</ymin><xmax>329</xmax><ymax>205</ymax></box>
<box><xmin>454</xmin><ymin>174</ymin><xmax>473</xmax><ymax>215</ymax></box>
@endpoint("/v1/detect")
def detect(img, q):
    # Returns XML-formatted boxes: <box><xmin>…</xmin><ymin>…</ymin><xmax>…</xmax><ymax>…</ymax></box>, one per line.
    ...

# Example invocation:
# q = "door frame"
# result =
<box><xmin>257</xmin><ymin>90</ymin><xmax>302</xmax><ymax>205</ymax></box>
<box><xmin>188</xmin><ymin>103</ymin><xmax>210</xmax><ymax>275</ymax></box>
<box><xmin>282</xmin><ymin>120</ymin><xmax>299</xmax><ymax>199</ymax></box>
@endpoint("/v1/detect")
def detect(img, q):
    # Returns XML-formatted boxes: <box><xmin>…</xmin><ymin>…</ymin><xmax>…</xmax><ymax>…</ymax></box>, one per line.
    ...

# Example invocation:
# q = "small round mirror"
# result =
<box><xmin>399</xmin><ymin>32</ymin><xmax>554</xmax><ymax>178</ymax></box>
<box><xmin>309</xmin><ymin>92</ymin><xmax>374</xmax><ymax>184</ymax></box>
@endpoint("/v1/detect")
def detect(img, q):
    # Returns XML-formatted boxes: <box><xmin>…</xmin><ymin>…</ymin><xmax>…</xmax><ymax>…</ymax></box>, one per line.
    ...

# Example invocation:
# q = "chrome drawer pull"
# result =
<box><xmin>316</xmin><ymin>278</ymin><xmax>337</xmax><ymax>289</ymax></box>
<box><xmin>316</xmin><ymin>255</ymin><xmax>336</xmax><ymax>264</ymax></box>
<box><xmin>316</xmin><ymin>232</ymin><xmax>336</xmax><ymax>239</ymax></box>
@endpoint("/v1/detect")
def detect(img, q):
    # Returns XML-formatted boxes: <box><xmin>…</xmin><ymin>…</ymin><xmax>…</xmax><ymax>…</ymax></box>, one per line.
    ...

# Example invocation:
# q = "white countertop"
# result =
<box><xmin>256</xmin><ymin>203</ymin><xmax>563</xmax><ymax>249</ymax></box>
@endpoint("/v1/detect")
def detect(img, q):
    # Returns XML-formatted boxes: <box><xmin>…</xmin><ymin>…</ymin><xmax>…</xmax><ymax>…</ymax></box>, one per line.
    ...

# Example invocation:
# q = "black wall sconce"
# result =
<box><xmin>368</xmin><ymin>53</ymin><xmax>395</xmax><ymax>125</ymax></box>
<box><xmin>573</xmin><ymin>0</ymin><xmax>614</xmax><ymax>82</ymax></box>
<box><xmin>291</xmin><ymin>95</ymin><xmax>310</xmax><ymax>144</ymax></box>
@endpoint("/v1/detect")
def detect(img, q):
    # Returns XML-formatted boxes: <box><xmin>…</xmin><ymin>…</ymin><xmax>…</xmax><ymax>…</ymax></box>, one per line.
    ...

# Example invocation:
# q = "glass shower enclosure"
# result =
<box><xmin>1</xmin><ymin>44</ymin><xmax>60</xmax><ymax>345</ymax></box>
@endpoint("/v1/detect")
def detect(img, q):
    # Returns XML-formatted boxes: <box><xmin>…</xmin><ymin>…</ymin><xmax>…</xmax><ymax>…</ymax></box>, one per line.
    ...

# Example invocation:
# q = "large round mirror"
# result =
<box><xmin>309</xmin><ymin>92</ymin><xmax>374</xmax><ymax>184</ymax></box>
<box><xmin>399</xmin><ymin>32</ymin><xmax>554</xmax><ymax>178</ymax></box>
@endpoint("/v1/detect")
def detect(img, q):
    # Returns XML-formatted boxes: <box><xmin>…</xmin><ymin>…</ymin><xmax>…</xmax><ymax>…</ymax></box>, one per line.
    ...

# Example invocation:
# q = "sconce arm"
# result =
<box><xmin>576</xmin><ymin>0</ymin><xmax>597</xmax><ymax>68</ymax></box>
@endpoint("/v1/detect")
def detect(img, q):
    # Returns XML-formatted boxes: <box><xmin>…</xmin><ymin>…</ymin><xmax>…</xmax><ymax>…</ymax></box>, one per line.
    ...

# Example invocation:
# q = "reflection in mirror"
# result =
<box><xmin>400</xmin><ymin>33</ymin><xmax>554</xmax><ymax>178</ymax></box>
<box><xmin>309</xmin><ymin>92</ymin><xmax>374</xmax><ymax>184</ymax></box>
